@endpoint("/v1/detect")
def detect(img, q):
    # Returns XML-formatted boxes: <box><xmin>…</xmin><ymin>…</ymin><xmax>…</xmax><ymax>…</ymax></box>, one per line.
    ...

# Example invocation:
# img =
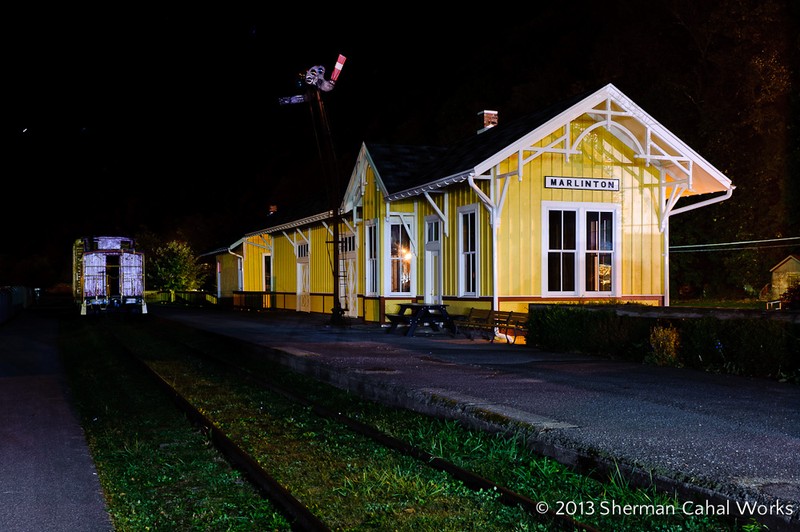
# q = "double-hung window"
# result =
<box><xmin>585</xmin><ymin>211</ymin><xmax>614</xmax><ymax>292</ymax></box>
<box><xmin>458</xmin><ymin>204</ymin><xmax>479</xmax><ymax>297</ymax></box>
<box><xmin>365</xmin><ymin>221</ymin><xmax>378</xmax><ymax>295</ymax></box>
<box><xmin>389</xmin><ymin>219</ymin><xmax>412</xmax><ymax>294</ymax></box>
<box><xmin>543</xmin><ymin>202</ymin><xmax>618</xmax><ymax>296</ymax></box>
<box><xmin>547</xmin><ymin>210</ymin><xmax>576</xmax><ymax>292</ymax></box>
<box><xmin>263</xmin><ymin>255</ymin><xmax>271</xmax><ymax>292</ymax></box>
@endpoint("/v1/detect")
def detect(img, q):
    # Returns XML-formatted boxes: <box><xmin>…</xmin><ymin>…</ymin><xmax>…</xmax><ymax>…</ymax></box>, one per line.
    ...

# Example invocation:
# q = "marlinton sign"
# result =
<box><xmin>545</xmin><ymin>176</ymin><xmax>620</xmax><ymax>191</ymax></box>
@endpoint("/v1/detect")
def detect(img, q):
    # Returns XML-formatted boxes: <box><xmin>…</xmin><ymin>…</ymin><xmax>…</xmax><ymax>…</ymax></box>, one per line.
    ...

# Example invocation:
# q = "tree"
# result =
<box><xmin>148</xmin><ymin>240</ymin><xmax>210</xmax><ymax>292</ymax></box>
<box><xmin>651</xmin><ymin>0</ymin><xmax>798</xmax><ymax>297</ymax></box>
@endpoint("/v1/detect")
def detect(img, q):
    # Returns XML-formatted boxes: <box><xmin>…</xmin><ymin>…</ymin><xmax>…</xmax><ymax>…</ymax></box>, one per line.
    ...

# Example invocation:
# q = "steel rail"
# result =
<box><xmin>144</xmin><ymin>318</ymin><xmax>601</xmax><ymax>532</ymax></box>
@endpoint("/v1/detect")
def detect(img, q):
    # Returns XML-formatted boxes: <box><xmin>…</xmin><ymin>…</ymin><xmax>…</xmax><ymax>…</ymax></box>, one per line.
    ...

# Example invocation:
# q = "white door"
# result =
<box><xmin>297</xmin><ymin>262</ymin><xmax>310</xmax><ymax>312</ymax></box>
<box><xmin>424</xmin><ymin>218</ymin><xmax>442</xmax><ymax>305</ymax></box>
<box><xmin>344</xmin><ymin>254</ymin><xmax>357</xmax><ymax>317</ymax></box>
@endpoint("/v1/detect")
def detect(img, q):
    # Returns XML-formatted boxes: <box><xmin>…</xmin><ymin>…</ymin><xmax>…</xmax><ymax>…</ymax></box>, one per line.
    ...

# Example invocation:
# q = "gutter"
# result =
<box><xmin>467</xmin><ymin>173</ymin><xmax>499</xmax><ymax>312</ymax></box>
<box><xmin>663</xmin><ymin>187</ymin><xmax>735</xmax><ymax>306</ymax></box>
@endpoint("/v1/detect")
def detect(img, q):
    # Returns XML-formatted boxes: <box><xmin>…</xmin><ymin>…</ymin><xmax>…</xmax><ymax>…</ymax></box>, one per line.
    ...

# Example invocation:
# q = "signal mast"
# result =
<box><xmin>279</xmin><ymin>54</ymin><xmax>347</xmax><ymax>325</ymax></box>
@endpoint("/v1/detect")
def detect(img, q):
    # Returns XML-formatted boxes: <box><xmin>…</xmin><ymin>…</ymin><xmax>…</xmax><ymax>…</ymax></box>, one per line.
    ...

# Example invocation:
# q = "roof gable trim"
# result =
<box><xmin>253</xmin><ymin>210</ymin><xmax>334</xmax><ymax>235</ymax></box>
<box><xmin>474</xmin><ymin>84</ymin><xmax>731</xmax><ymax>195</ymax></box>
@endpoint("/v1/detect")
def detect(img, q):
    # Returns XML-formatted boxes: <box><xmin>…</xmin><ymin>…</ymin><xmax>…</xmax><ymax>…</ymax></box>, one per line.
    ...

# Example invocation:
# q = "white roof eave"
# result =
<box><xmin>385</xmin><ymin>171</ymin><xmax>472</xmax><ymax>202</ymax></box>
<box><xmin>475</xmin><ymin>84</ymin><xmax>732</xmax><ymax>196</ymax></box>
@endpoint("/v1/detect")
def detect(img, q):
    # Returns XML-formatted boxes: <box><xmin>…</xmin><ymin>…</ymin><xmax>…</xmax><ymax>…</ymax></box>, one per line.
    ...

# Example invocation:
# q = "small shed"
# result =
<box><xmin>769</xmin><ymin>254</ymin><xmax>800</xmax><ymax>300</ymax></box>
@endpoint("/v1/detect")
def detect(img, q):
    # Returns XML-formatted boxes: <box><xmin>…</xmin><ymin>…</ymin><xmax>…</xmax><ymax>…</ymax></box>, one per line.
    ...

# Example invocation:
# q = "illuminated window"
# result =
<box><xmin>390</xmin><ymin>221</ymin><xmax>412</xmax><ymax>294</ymax></box>
<box><xmin>585</xmin><ymin>211</ymin><xmax>614</xmax><ymax>292</ymax></box>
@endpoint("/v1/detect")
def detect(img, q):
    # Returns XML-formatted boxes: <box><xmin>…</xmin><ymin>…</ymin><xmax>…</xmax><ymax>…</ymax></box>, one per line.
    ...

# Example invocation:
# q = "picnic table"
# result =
<box><xmin>385</xmin><ymin>303</ymin><xmax>457</xmax><ymax>336</ymax></box>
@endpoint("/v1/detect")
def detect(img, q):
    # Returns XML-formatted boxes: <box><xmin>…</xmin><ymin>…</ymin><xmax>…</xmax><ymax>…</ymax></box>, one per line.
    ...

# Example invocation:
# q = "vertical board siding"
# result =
<box><xmin>494</xmin><ymin>118</ymin><xmax>664</xmax><ymax>300</ymax></box>
<box><xmin>242</xmin><ymin>235</ymin><xmax>270</xmax><ymax>292</ymax></box>
<box><xmin>228</xmin><ymin>100</ymin><xmax>686</xmax><ymax>319</ymax></box>
<box><xmin>310</xmin><ymin>225</ymin><xmax>331</xmax><ymax>294</ymax></box>
<box><xmin>217</xmin><ymin>253</ymin><xmax>240</xmax><ymax>298</ymax></box>
<box><xmin>272</xmin><ymin>234</ymin><xmax>296</xmax><ymax>294</ymax></box>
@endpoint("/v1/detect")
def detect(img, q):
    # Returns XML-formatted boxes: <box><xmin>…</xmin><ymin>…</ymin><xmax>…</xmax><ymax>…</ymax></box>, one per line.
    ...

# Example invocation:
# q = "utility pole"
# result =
<box><xmin>279</xmin><ymin>55</ymin><xmax>347</xmax><ymax>326</ymax></box>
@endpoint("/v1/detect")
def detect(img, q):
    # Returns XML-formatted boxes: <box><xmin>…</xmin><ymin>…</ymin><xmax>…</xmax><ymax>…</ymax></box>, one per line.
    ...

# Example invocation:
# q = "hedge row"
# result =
<box><xmin>525</xmin><ymin>305</ymin><xmax>800</xmax><ymax>382</ymax></box>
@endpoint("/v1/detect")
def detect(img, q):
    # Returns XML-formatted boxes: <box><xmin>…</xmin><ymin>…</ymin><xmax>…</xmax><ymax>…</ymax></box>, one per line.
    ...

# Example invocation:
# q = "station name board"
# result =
<box><xmin>545</xmin><ymin>176</ymin><xmax>620</xmax><ymax>191</ymax></box>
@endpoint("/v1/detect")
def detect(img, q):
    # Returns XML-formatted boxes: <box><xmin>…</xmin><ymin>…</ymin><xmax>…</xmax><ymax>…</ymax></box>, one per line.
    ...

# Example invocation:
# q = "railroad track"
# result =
<box><xmin>95</xmin><ymin>315</ymin><xmax>599</xmax><ymax>531</ymax></box>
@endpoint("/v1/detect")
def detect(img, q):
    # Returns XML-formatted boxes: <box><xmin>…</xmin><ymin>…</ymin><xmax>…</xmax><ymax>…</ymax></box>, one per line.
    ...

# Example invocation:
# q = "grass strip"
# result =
<box><xmin>62</xmin><ymin>315</ymin><xmax>762</xmax><ymax>531</ymax></box>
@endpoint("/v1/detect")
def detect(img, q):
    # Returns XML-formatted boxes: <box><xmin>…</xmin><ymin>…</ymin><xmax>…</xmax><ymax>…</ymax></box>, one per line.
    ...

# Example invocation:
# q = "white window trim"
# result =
<box><xmin>541</xmin><ymin>201</ymin><xmax>621</xmax><ymax>298</ymax></box>
<box><xmin>457</xmin><ymin>203</ymin><xmax>480</xmax><ymax>297</ymax></box>
<box><xmin>424</xmin><ymin>215</ymin><xmax>441</xmax><ymax>252</ymax></box>
<box><xmin>262</xmin><ymin>253</ymin><xmax>272</xmax><ymax>292</ymax></box>
<box><xmin>384</xmin><ymin>215</ymin><xmax>415</xmax><ymax>296</ymax></box>
<box><xmin>365</xmin><ymin>220</ymin><xmax>378</xmax><ymax>296</ymax></box>
<box><xmin>296</xmin><ymin>242</ymin><xmax>309</xmax><ymax>262</ymax></box>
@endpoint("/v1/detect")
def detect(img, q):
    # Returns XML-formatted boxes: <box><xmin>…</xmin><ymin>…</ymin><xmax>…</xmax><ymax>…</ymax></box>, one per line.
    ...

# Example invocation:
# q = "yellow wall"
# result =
<box><xmin>410</xmin><ymin>181</ymin><xmax>493</xmax><ymax>305</ymax></box>
<box><xmin>310</xmin><ymin>224</ymin><xmax>332</xmax><ymax>296</ymax></box>
<box><xmin>271</xmin><ymin>231</ymin><xmax>300</xmax><ymax>295</ymax></box>
<box><xmin>261</xmin><ymin>222</ymin><xmax>343</xmax><ymax>313</ymax></box>
<box><xmin>242</xmin><ymin>234</ymin><xmax>271</xmax><ymax>291</ymax></box>
<box><xmin>360</xmin><ymin>164</ymin><xmax>386</xmax><ymax>320</ymax></box>
<box><xmin>216</xmin><ymin>252</ymin><xmax>240</xmax><ymax>298</ymax></box>
<box><xmin>235</xmin><ymin>114</ymin><xmax>668</xmax><ymax>321</ymax></box>
<box><xmin>494</xmin><ymin>120</ymin><xmax>664</xmax><ymax>300</ymax></box>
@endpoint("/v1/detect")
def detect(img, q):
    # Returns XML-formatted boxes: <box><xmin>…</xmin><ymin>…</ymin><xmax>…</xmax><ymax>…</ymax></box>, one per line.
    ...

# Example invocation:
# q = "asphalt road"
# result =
<box><xmin>0</xmin><ymin>299</ymin><xmax>112</xmax><ymax>532</ymax></box>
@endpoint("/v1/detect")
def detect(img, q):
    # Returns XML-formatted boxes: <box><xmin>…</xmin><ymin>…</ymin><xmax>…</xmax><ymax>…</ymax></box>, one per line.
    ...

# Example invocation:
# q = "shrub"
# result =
<box><xmin>527</xmin><ymin>304</ymin><xmax>800</xmax><ymax>382</ymax></box>
<box><xmin>679</xmin><ymin>317</ymin><xmax>725</xmax><ymax>370</ymax></box>
<box><xmin>715</xmin><ymin>319</ymin><xmax>793</xmax><ymax>378</ymax></box>
<box><xmin>646</xmin><ymin>324</ymin><xmax>682</xmax><ymax>367</ymax></box>
<box><xmin>527</xmin><ymin>305</ymin><xmax>586</xmax><ymax>352</ymax></box>
<box><xmin>781</xmin><ymin>284</ymin><xmax>800</xmax><ymax>310</ymax></box>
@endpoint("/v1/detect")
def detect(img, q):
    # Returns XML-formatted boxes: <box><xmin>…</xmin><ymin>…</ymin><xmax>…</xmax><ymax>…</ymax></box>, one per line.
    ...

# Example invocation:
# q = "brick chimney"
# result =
<box><xmin>477</xmin><ymin>110</ymin><xmax>498</xmax><ymax>134</ymax></box>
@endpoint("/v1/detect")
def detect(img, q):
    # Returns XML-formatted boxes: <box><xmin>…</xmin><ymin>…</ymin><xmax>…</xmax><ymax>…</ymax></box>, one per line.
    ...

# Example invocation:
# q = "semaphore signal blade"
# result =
<box><xmin>331</xmin><ymin>54</ymin><xmax>346</xmax><ymax>82</ymax></box>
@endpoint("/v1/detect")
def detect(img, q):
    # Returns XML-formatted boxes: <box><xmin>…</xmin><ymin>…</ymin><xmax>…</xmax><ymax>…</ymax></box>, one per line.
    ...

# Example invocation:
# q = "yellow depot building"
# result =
<box><xmin>210</xmin><ymin>84</ymin><xmax>734</xmax><ymax>324</ymax></box>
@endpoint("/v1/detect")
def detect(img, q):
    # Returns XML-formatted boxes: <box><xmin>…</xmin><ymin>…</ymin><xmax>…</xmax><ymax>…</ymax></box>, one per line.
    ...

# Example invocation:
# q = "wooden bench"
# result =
<box><xmin>456</xmin><ymin>308</ymin><xmax>499</xmax><ymax>341</ymax></box>
<box><xmin>456</xmin><ymin>308</ymin><xmax>530</xmax><ymax>344</ymax></box>
<box><xmin>497</xmin><ymin>311</ymin><xmax>529</xmax><ymax>344</ymax></box>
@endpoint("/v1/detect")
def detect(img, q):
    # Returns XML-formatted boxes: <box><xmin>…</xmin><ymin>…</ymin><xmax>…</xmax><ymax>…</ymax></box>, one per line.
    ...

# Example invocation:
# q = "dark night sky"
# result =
<box><xmin>3</xmin><ymin>3</ymin><xmax>796</xmax><ymax>287</ymax></box>
<box><xmin>4</xmin><ymin>9</ymin><xmax>494</xmax><ymax>262</ymax></box>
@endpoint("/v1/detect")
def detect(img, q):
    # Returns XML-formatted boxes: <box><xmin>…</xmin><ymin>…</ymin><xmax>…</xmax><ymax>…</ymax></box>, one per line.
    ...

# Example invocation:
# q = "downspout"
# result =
<box><xmin>467</xmin><ymin>173</ymin><xmax>499</xmax><ymax>312</ymax></box>
<box><xmin>228</xmin><ymin>248</ymin><xmax>244</xmax><ymax>292</ymax></box>
<box><xmin>663</xmin><ymin>223</ymin><xmax>669</xmax><ymax>307</ymax></box>
<box><xmin>663</xmin><ymin>187</ymin><xmax>734</xmax><ymax>306</ymax></box>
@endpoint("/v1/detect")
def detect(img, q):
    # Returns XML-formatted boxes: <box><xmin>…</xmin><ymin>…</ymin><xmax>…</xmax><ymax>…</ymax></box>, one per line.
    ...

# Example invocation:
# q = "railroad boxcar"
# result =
<box><xmin>73</xmin><ymin>236</ymin><xmax>148</xmax><ymax>315</ymax></box>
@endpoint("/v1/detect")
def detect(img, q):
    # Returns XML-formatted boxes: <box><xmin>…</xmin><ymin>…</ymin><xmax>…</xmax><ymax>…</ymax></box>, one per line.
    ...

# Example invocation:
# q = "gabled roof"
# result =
<box><xmin>216</xmin><ymin>83</ymin><xmax>735</xmax><ymax>255</ymax></box>
<box><xmin>341</xmin><ymin>143</ymin><xmax>447</xmax><ymax>211</ymax></box>
<box><xmin>770</xmin><ymin>254</ymin><xmax>800</xmax><ymax>273</ymax></box>
<box><xmin>250</xmin><ymin>209</ymin><xmax>334</xmax><ymax>235</ymax></box>
<box><xmin>381</xmin><ymin>83</ymin><xmax>733</xmax><ymax>201</ymax></box>
<box><xmin>242</xmin><ymin>193</ymin><xmax>333</xmax><ymax>238</ymax></box>
<box><xmin>366</xmin><ymin>144</ymin><xmax>448</xmax><ymax>193</ymax></box>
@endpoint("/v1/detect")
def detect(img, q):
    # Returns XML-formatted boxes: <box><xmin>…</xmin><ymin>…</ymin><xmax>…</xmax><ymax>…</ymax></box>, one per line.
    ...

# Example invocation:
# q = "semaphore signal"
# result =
<box><xmin>278</xmin><ymin>54</ymin><xmax>348</xmax><ymax>325</ymax></box>
<box><xmin>278</xmin><ymin>54</ymin><xmax>347</xmax><ymax>104</ymax></box>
